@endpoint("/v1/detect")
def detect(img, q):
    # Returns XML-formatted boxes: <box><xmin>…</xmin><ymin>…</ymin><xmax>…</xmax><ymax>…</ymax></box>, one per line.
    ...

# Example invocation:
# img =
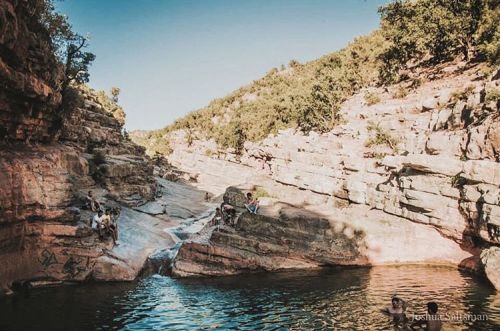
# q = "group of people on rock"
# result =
<box><xmin>383</xmin><ymin>296</ymin><xmax>442</xmax><ymax>330</ymax></box>
<box><xmin>210</xmin><ymin>203</ymin><xmax>237</xmax><ymax>229</ymax></box>
<box><xmin>86</xmin><ymin>191</ymin><xmax>120</xmax><ymax>246</ymax></box>
<box><xmin>209</xmin><ymin>192</ymin><xmax>260</xmax><ymax>229</ymax></box>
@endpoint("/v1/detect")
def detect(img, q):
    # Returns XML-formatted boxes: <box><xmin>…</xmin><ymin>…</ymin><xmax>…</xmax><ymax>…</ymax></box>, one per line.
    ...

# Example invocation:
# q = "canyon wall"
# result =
<box><xmin>158</xmin><ymin>63</ymin><xmax>499</xmax><ymax>288</ymax></box>
<box><xmin>0</xmin><ymin>0</ymin><xmax>62</xmax><ymax>143</ymax></box>
<box><xmin>0</xmin><ymin>0</ymin><xmax>158</xmax><ymax>292</ymax></box>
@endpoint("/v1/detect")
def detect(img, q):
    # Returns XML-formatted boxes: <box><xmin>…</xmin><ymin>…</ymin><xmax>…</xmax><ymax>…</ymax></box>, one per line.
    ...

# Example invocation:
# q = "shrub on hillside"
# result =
<box><xmin>364</xmin><ymin>92</ymin><xmax>381</xmax><ymax>106</ymax></box>
<box><xmin>365</xmin><ymin>122</ymin><xmax>400</xmax><ymax>152</ymax></box>
<box><xmin>485</xmin><ymin>88</ymin><xmax>500</xmax><ymax>102</ymax></box>
<box><xmin>476</xmin><ymin>4</ymin><xmax>500</xmax><ymax>63</ymax></box>
<box><xmin>393</xmin><ymin>86</ymin><xmax>409</xmax><ymax>99</ymax></box>
<box><xmin>93</xmin><ymin>150</ymin><xmax>106</xmax><ymax>166</ymax></box>
<box><xmin>254</xmin><ymin>187</ymin><xmax>272</xmax><ymax>199</ymax></box>
<box><xmin>450</xmin><ymin>85</ymin><xmax>475</xmax><ymax>102</ymax></box>
<box><xmin>143</xmin><ymin>0</ymin><xmax>498</xmax><ymax>153</ymax></box>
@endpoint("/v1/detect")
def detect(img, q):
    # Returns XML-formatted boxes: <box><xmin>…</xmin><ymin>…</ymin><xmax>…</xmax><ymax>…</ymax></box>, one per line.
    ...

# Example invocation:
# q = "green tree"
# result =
<box><xmin>476</xmin><ymin>3</ymin><xmax>500</xmax><ymax>63</ymax></box>
<box><xmin>379</xmin><ymin>0</ymin><xmax>499</xmax><ymax>82</ymax></box>
<box><xmin>31</xmin><ymin>0</ymin><xmax>95</xmax><ymax>91</ymax></box>
<box><xmin>297</xmin><ymin>84</ymin><xmax>335</xmax><ymax>133</ymax></box>
<box><xmin>32</xmin><ymin>0</ymin><xmax>96</xmax><ymax>138</ymax></box>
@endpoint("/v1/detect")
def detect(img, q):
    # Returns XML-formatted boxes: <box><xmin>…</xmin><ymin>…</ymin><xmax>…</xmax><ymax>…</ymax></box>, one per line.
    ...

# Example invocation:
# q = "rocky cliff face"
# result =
<box><xmin>0</xmin><ymin>0</ymin><xmax>62</xmax><ymax>143</ymax></box>
<box><xmin>0</xmin><ymin>89</ymin><xmax>158</xmax><ymax>291</ymax></box>
<box><xmin>0</xmin><ymin>0</ymin><xmax>160</xmax><ymax>293</ymax></box>
<box><xmin>154</xmin><ymin>62</ymin><xmax>499</xmax><ymax>289</ymax></box>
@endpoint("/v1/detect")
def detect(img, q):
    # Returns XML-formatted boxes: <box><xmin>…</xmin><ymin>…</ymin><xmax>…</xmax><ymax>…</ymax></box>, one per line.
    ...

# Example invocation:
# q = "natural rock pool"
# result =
<box><xmin>0</xmin><ymin>266</ymin><xmax>498</xmax><ymax>330</ymax></box>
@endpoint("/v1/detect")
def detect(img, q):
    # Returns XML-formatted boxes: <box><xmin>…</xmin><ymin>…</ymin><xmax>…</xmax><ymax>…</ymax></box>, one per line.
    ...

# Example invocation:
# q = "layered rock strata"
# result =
<box><xmin>0</xmin><ymin>1</ymin><xmax>168</xmax><ymax>292</ymax></box>
<box><xmin>160</xmin><ymin>63</ymin><xmax>499</xmax><ymax>289</ymax></box>
<box><xmin>0</xmin><ymin>0</ymin><xmax>62</xmax><ymax>143</ymax></box>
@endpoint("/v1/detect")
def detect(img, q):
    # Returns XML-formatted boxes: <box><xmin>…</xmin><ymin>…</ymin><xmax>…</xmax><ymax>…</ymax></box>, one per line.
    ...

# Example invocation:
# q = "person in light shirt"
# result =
<box><xmin>92</xmin><ymin>210</ymin><xmax>104</xmax><ymax>233</ymax></box>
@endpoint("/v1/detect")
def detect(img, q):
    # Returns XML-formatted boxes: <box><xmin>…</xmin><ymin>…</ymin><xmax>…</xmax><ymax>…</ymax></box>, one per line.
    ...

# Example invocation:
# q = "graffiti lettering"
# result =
<box><xmin>38</xmin><ymin>249</ymin><xmax>58</xmax><ymax>269</ymax></box>
<box><xmin>63</xmin><ymin>256</ymin><xmax>85</xmax><ymax>277</ymax></box>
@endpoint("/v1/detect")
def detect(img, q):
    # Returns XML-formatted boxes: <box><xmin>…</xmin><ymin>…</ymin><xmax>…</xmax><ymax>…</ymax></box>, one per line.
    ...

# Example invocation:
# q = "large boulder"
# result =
<box><xmin>223</xmin><ymin>186</ymin><xmax>248</xmax><ymax>208</ymax></box>
<box><xmin>481</xmin><ymin>247</ymin><xmax>500</xmax><ymax>291</ymax></box>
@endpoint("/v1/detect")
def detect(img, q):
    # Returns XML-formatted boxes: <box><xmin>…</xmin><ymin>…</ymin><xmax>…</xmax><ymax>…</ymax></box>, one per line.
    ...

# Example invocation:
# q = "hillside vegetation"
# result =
<box><xmin>141</xmin><ymin>0</ymin><xmax>499</xmax><ymax>154</ymax></box>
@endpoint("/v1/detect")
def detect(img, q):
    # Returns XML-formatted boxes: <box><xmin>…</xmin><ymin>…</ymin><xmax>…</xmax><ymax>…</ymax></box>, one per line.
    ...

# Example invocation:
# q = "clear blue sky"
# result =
<box><xmin>57</xmin><ymin>0</ymin><xmax>387</xmax><ymax>130</ymax></box>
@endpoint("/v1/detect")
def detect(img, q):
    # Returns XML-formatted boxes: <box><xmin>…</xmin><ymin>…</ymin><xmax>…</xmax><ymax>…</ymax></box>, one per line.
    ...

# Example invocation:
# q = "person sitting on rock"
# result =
<box><xmin>103</xmin><ymin>209</ymin><xmax>119</xmax><ymax>245</ymax></box>
<box><xmin>245</xmin><ymin>192</ymin><xmax>259</xmax><ymax>214</ymax></box>
<box><xmin>91</xmin><ymin>210</ymin><xmax>105</xmax><ymax>234</ymax></box>
<box><xmin>86</xmin><ymin>191</ymin><xmax>101</xmax><ymax>212</ymax></box>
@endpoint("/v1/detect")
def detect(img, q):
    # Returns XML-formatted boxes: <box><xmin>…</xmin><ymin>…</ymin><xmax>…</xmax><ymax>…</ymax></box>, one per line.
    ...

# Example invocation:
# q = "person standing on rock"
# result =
<box><xmin>111</xmin><ymin>207</ymin><xmax>121</xmax><ymax>243</ymax></box>
<box><xmin>245</xmin><ymin>192</ymin><xmax>259</xmax><ymax>214</ymax></box>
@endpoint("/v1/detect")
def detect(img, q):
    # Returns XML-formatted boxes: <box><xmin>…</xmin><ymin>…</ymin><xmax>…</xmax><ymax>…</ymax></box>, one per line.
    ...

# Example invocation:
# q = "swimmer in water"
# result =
<box><xmin>383</xmin><ymin>296</ymin><xmax>406</xmax><ymax>315</ymax></box>
<box><xmin>382</xmin><ymin>295</ymin><xmax>408</xmax><ymax>327</ymax></box>
<box><xmin>410</xmin><ymin>302</ymin><xmax>442</xmax><ymax>330</ymax></box>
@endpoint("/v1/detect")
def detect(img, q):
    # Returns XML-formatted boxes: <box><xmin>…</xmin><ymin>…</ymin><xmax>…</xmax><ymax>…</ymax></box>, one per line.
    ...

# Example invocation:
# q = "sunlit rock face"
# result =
<box><xmin>0</xmin><ymin>0</ymin><xmax>158</xmax><ymax>292</ymax></box>
<box><xmin>164</xmin><ymin>64</ymin><xmax>499</xmax><ymax>288</ymax></box>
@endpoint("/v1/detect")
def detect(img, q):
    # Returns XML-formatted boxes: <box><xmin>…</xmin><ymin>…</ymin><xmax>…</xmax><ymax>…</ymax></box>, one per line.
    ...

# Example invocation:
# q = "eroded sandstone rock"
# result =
<box><xmin>481</xmin><ymin>247</ymin><xmax>500</xmax><ymax>291</ymax></box>
<box><xmin>160</xmin><ymin>65</ymin><xmax>499</xmax><ymax>288</ymax></box>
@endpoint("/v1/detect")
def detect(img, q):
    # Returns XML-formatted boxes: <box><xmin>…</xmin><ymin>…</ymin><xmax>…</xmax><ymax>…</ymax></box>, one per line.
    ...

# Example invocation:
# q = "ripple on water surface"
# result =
<box><xmin>0</xmin><ymin>266</ymin><xmax>498</xmax><ymax>330</ymax></box>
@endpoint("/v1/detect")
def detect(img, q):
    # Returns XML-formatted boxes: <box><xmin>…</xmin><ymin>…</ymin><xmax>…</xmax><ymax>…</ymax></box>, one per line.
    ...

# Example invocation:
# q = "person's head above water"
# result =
<box><xmin>391</xmin><ymin>296</ymin><xmax>401</xmax><ymax>308</ymax></box>
<box><xmin>427</xmin><ymin>302</ymin><xmax>438</xmax><ymax>314</ymax></box>
<box><xmin>88</xmin><ymin>191</ymin><xmax>92</xmax><ymax>196</ymax></box>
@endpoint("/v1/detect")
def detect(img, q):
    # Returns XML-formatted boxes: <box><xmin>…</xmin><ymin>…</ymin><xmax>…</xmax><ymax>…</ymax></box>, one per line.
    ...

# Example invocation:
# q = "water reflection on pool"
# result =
<box><xmin>0</xmin><ymin>266</ymin><xmax>498</xmax><ymax>330</ymax></box>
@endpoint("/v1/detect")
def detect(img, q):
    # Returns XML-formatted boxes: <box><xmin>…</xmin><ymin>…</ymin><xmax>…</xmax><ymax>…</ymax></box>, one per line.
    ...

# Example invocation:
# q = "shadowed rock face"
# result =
<box><xmin>0</xmin><ymin>0</ymin><xmax>63</xmax><ymax>143</ymax></box>
<box><xmin>173</xmin><ymin>207</ymin><xmax>369</xmax><ymax>277</ymax></box>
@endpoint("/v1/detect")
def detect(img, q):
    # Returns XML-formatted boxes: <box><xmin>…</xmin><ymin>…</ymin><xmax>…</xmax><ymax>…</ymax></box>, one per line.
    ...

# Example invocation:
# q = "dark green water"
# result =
<box><xmin>0</xmin><ymin>266</ymin><xmax>498</xmax><ymax>330</ymax></box>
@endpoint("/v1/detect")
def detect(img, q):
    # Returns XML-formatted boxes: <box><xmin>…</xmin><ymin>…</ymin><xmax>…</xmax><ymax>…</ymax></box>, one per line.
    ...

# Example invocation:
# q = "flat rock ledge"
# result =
<box><xmin>171</xmin><ymin>187</ymin><xmax>476</xmax><ymax>279</ymax></box>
